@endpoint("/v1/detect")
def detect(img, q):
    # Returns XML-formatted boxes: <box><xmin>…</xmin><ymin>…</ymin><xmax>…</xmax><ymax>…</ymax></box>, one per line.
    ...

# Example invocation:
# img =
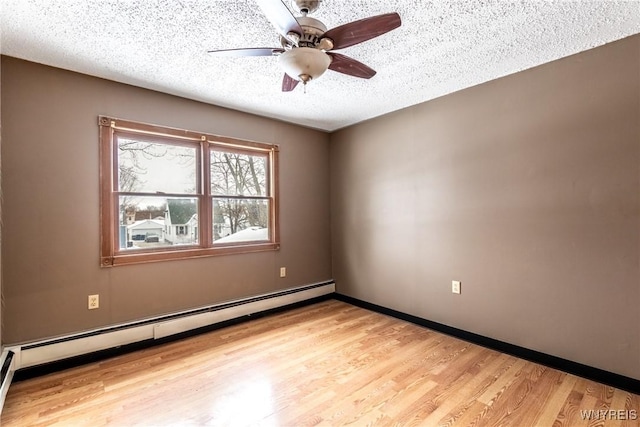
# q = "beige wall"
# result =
<box><xmin>0</xmin><ymin>56</ymin><xmax>332</xmax><ymax>344</ymax></box>
<box><xmin>330</xmin><ymin>35</ymin><xmax>640</xmax><ymax>379</ymax></box>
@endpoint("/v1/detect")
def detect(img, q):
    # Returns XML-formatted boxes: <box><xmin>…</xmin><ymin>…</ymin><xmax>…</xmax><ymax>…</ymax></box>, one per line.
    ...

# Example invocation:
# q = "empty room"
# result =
<box><xmin>0</xmin><ymin>0</ymin><xmax>639</xmax><ymax>425</ymax></box>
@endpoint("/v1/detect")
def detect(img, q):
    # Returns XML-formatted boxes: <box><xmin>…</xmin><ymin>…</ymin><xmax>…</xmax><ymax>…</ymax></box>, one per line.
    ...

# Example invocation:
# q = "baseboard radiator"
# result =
<box><xmin>5</xmin><ymin>281</ymin><xmax>334</xmax><ymax>376</ymax></box>
<box><xmin>0</xmin><ymin>349</ymin><xmax>16</xmax><ymax>414</ymax></box>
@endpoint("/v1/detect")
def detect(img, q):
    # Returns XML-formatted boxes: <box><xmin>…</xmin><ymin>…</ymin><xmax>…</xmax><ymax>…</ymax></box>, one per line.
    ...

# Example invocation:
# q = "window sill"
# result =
<box><xmin>101</xmin><ymin>242</ymin><xmax>280</xmax><ymax>267</ymax></box>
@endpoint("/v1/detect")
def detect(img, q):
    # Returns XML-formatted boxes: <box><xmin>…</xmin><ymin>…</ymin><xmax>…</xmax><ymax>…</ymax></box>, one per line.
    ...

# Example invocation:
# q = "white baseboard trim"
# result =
<box><xmin>5</xmin><ymin>281</ymin><xmax>335</xmax><ymax>373</ymax></box>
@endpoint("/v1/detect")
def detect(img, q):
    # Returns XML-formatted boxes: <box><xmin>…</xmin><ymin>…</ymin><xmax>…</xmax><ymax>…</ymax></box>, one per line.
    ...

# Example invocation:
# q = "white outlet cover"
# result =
<box><xmin>88</xmin><ymin>294</ymin><xmax>99</xmax><ymax>309</ymax></box>
<box><xmin>452</xmin><ymin>281</ymin><xmax>461</xmax><ymax>294</ymax></box>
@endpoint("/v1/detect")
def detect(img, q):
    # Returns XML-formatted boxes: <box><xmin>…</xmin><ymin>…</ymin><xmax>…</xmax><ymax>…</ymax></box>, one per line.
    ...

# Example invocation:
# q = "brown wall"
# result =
<box><xmin>2</xmin><ymin>34</ymin><xmax>639</xmax><ymax>381</ymax></box>
<box><xmin>0</xmin><ymin>56</ymin><xmax>3</xmax><ymax>349</ymax></box>
<box><xmin>330</xmin><ymin>35</ymin><xmax>640</xmax><ymax>379</ymax></box>
<box><xmin>0</xmin><ymin>56</ymin><xmax>332</xmax><ymax>344</ymax></box>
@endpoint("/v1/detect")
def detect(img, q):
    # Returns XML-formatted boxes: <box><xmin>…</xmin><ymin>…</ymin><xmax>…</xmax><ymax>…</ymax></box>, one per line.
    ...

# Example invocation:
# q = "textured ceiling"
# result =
<box><xmin>1</xmin><ymin>1</ymin><xmax>640</xmax><ymax>131</ymax></box>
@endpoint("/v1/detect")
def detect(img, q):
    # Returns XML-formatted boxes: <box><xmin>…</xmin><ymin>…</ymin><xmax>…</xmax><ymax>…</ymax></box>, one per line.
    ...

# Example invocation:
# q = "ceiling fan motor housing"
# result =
<box><xmin>281</xmin><ymin>16</ymin><xmax>327</xmax><ymax>48</ymax></box>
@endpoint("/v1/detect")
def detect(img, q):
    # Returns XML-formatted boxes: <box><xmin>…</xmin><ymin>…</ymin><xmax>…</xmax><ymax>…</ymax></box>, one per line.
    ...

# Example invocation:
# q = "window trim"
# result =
<box><xmin>99</xmin><ymin>116</ymin><xmax>279</xmax><ymax>267</ymax></box>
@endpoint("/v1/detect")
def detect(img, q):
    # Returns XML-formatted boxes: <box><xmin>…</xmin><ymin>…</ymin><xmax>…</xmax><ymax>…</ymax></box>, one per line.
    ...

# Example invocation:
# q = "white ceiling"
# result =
<box><xmin>2</xmin><ymin>1</ymin><xmax>640</xmax><ymax>132</ymax></box>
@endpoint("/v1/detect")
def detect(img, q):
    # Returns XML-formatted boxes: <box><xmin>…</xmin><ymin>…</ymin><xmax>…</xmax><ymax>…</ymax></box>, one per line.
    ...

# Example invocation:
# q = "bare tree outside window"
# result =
<box><xmin>99</xmin><ymin>116</ymin><xmax>279</xmax><ymax>266</ymax></box>
<box><xmin>211</xmin><ymin>151</ymin><xmax>269</xmax><ymax>241</ymax></box>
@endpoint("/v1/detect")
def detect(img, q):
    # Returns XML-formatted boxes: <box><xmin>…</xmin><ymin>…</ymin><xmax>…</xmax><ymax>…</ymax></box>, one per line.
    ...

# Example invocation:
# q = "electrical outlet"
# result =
<box><xmin>280</xmin><ymin>267</ymin><xmax>286</xmax><ymax>278</ymax></box>
<box><xmin>88</xmin><ymin>294</ymin><xmax>99</xmax><ymax>309</ymax></box>
<box><xmin>452</xmin><ymin>281</ymin><xmax>461</xmax><ymax>294</ymax></box>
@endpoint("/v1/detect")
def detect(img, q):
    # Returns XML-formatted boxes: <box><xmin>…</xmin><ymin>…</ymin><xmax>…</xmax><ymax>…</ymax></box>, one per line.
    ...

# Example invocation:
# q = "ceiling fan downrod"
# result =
<box><xmin>293</xmin><ymin>0</ymin><xmax>321</xmax><ymax>15</ymax></box>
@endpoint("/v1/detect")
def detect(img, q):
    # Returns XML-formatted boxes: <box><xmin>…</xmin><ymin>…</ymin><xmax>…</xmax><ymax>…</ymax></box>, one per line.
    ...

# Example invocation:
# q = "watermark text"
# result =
<box><xmin>580</xmin><ymin>409</ymin><xmax>637</xmax><ymax>421</ymax></box>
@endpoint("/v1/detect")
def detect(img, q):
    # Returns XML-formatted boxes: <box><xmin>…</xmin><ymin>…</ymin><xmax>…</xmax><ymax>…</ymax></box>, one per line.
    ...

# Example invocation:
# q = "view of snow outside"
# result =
<box><xmin>116</xmin><ymin>138</ymin><xmax>269</xmax><ymax>250</ymax></box>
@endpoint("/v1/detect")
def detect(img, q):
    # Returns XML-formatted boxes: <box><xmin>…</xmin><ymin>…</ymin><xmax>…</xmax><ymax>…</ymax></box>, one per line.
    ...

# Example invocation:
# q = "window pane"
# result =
<box><xmin>210</xmin><ymin>151</ymin><xmax>267</xmax><ymax>196</ymax></box>
<box><xmin>101</xmin><ymin>116</ymin><xmax>279</xmax><ymax>265</ymax></box>
<box><xmin>118</xmin><ymin>196</ymin><xmax>199</xmax><ymax>250</ymax></box>
<box><xmin>118</xmin><ymin>138</ymin><xmax>197</xmax><ymax>194</ymax></box>
<box><xmin>213</xmin><ymin>198</ymin><xmax>269</xmax><ymax>243</ymax></box>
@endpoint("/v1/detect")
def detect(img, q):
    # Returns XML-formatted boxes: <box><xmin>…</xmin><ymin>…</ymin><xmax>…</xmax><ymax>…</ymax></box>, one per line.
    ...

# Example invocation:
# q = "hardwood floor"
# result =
<box><xmin>2</xmin><ymin>300</ymin><xmax>639</xmax><ymax>426</ymax></box>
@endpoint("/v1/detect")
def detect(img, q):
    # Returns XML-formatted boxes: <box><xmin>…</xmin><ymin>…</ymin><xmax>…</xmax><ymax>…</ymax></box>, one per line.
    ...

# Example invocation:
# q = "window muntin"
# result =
<box><xmin>99</xmin><ymin>116</ymin><xmax>279</xmax><ymax>266</ymax></box>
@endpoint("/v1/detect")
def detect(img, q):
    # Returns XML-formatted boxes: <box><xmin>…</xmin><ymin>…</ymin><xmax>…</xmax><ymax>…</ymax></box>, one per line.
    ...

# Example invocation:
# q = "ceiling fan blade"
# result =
<box><xmin>322</xmin><ymin>13</ymin><xmax>401</xmax><ymax>50</ymax></box>
<box><xmin>328</xmin><ymin>53</ymin><xmax>376</xmax><ymax>79</ymax></box>
<box><xmin>256</xmin><ymin>0</ymin><xmax>303</xmax><ymax>43</ymax></box>
<box><xmin>207</xmin><ymin>47</ymin><xmax>284</xmax><ymax>57</ymax></box>
<box><xmin>282</xmin><ymin>73</ymin><xmax>300</xmax><ymax>92</ymax></box>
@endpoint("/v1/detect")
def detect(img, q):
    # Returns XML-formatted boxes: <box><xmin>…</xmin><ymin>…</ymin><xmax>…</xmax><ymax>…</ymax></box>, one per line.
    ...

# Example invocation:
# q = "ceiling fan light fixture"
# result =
<box><xmin>279</xmin><ymin>47</ymin><xmax>331</xmax><ymax>83</ymax></box>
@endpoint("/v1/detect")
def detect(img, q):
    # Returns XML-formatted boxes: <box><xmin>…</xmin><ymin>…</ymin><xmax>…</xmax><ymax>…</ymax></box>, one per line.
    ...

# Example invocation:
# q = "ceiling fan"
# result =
<box><xmin>208</xmin><ymin>0</ymin><xmax>402</xmax><ymax>92</ymax></box>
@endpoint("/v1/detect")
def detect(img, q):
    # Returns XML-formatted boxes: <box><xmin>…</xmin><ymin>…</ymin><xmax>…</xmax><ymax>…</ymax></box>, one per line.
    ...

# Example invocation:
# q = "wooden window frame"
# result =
<box><xmin>99</xmin><ymin>116</ymin><xmax>280</xmax><ymax>267</ymax></box>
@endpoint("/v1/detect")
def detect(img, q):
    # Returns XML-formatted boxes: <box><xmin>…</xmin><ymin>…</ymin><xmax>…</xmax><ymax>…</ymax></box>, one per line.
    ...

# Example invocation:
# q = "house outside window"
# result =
<box><xmin>99</xmin><ymin>116</ymin><xmax>279</xmax><ymax>266</ymax></box>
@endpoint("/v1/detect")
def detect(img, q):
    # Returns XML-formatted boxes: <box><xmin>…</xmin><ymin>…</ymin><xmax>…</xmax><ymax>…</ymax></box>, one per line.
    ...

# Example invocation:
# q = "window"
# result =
<box><xmin>99</xmin><ymin>116</ymin><xmax>279</xmax><ymax>266</ymax></box>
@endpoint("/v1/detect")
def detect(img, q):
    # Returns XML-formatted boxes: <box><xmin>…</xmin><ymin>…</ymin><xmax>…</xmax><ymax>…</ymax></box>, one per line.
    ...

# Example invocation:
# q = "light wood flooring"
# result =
<box><xmin>1</xmin><ymin>300</ymin><xmax>639</xmax><ymax>426</ymax></box>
